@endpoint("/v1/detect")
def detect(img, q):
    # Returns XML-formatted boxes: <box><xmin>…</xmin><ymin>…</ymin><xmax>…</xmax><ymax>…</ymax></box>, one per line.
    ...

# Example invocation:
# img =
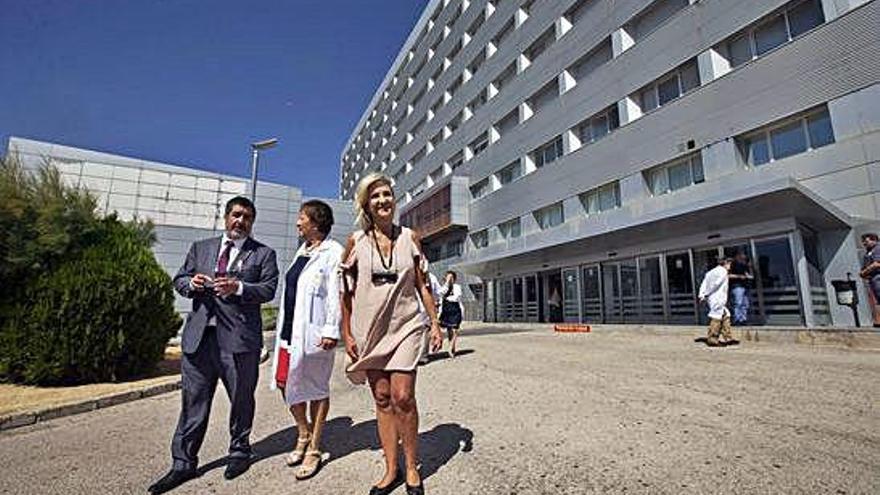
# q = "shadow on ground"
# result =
<box><xmin>693</xmin><ymin>337</ymin><xmax>741</xmax><ymax>347</ymax></box>
<box><xmin>420</xmin><ymin>349</ymin><xmax>475</xmax><ymax>366</ymax></box>
<box><xmin>197</xmin><ymin>417</ymin><xmax>474</xmax><ymax>482</ymax></box>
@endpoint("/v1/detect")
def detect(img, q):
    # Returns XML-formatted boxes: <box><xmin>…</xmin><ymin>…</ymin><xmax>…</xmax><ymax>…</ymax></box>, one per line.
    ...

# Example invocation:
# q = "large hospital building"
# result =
<box><xmin>7</xmin><ymin>137</ymin><xmax>354</xmax><ymax>313</ymax></box>
<box><xmin>340</xmin><ymin>0</ymin><xmax>880</xmax><ymax>327</ymax></box>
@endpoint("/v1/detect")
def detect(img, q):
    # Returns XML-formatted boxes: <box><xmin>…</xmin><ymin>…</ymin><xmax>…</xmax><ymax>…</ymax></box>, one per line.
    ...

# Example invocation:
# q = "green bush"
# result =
<box><xmin>0</xmin><ymin>155</ymin><xmax>180</xmax><ymax>385</ymax></box>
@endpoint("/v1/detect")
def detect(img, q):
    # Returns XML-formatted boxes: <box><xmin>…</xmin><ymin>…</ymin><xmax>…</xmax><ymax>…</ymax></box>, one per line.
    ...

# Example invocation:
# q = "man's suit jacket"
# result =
<box><xmin>173</xmin><ymin>236</ymin><xmax>279</xmax><ymax>354</ymax></box>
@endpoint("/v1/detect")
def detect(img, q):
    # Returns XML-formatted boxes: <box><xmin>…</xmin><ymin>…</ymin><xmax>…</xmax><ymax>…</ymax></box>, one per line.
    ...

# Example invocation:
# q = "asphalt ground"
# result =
<box><xmin>0</xmin><ymin>325</ymin><xmax>878</xmax><ymax>494</ymax></box>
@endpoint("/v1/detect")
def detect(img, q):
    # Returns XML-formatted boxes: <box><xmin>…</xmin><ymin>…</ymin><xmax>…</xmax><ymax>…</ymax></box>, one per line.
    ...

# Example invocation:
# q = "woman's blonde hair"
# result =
<box><xmin>354</xmin><ymin>172</ymin><xmax>394</xmax><ymax>230</ymax></box>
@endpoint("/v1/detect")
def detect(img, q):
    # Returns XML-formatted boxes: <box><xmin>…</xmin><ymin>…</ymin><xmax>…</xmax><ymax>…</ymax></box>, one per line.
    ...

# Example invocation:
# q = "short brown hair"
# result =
<box><xmin>301</xmin><ymin>200</ymin><xmax>334</xmax><ymax>236</ymax></box>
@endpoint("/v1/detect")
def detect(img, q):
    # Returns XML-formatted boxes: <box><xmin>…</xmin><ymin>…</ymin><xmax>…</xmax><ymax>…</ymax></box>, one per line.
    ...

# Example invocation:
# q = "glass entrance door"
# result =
<box><xmin>525</xmin><ymin>274</ymin><xmax>540</xmax><ymax>322</ymax></box>
<box><xmin>581</xmin><ymin>265</ymin><xmax>602</xmax><ymax>322</ymax></box>
<box><xmin>562</xmin><ymin>268</ymin><xmax>581</xmax><ymax>322</ymax></box>
<box><xmin>602</xmin><ymin>264</ymin><xmax>622</xmax><ymax>322</ymax></box>
<box><xmin>620</xmin><ymin>260</ymin><xmax>639</xmax><ymax>322</ymax></box>
<box><xmin>639</xmin><ymin>256</ymin><xmax>665</xmax><ymax>322</ymax></box>
<box><xmin>754</xmin><ymin>236</ymin><xmax>801</xmax><ymax>325</ymax></box>
<box><xmin>665</xmin><ymin>251</ymin><xmax>696</xmax><ymax>323</ymax></box>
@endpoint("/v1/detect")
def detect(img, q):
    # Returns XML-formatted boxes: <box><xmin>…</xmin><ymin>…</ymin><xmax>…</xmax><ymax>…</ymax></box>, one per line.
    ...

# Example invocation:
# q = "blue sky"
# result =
<box><xmin>0</xmin><ymin>0</ymin><xmax>428</xmax><ymax>198</ymax></box>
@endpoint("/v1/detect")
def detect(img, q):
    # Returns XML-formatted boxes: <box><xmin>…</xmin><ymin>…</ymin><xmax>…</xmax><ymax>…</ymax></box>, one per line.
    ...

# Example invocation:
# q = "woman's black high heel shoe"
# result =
<box><xmin>405</xmin><ymin>482</ymin><xmax>425</xmax><ymax>495</ymax></box>
<box><xmin>369</xmin><ymin>471</ymin><xmax>403</xmax><ymax>495</ymax></box>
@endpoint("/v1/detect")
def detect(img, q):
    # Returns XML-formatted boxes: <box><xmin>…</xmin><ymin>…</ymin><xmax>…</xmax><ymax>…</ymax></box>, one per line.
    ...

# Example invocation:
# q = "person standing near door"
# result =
<box><xmin>728</xmin><ymin>251</ymin><xmax>754</xmax><ymax>326</ymax></box>
<box><xmin>698</xmin><ymin>257</ymin><xmax>736</xmax><ymax>347</ymax></box>
<box><xmin>858</xmin><ymin>233</ymin><xmax>880</xmax><ymax>327</ymax></box>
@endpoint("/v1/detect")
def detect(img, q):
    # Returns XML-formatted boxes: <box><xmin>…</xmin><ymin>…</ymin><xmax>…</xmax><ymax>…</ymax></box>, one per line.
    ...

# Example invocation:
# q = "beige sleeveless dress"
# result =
<box><xmin>345</xmin><ymin>226</ymin><xmax>427</xmax><ymax>385</ymax></box>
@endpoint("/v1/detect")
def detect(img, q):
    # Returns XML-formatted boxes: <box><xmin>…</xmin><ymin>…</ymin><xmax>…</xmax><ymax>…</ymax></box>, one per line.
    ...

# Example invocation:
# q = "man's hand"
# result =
<box><xmin>429</xmin><ymin>323</ymin><xmax>443</xmax><ymax>353</ymax></box>
<box><xmin>213</xmin><ymin>276</ymin><xmax>240</xmax><ymax>297</ymax></box>
<box><xmin>191</xmin><ymin>273</ymin><xmax>212</xmax><ymax>291</ymax></box>
<box><xmin>344</xmin><ymin>334</ymin><xmax>359</xmax><ymax>362</ymax></box>
<box><xmin>318</xmin><ymin>337</ymin><xmax>338</xmax><ymax>351</ymax></box>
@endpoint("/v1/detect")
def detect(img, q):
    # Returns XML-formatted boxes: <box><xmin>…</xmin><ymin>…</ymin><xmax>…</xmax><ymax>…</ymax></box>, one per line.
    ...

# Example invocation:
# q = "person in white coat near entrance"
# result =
<box><xmin>698</xmin><ymin>257</ymin><xmax>736</xmax><ymax>347</ymax></box>
<box><xmin>270</xmin><ymin>200</ymin><xmax>343</xmax><ymax>479</ymax></box>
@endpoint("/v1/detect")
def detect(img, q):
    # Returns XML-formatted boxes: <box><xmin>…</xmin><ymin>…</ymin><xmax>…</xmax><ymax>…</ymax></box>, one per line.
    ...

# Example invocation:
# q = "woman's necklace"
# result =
<box><xmin>371</xmin><ymin>227</ymin><xmax>395</xmax><ymax>270</ymax></box>
<box><xmin>304</xmin><ymin>238</ymin><xmax>321</xmax><ymax>256</ymax></box>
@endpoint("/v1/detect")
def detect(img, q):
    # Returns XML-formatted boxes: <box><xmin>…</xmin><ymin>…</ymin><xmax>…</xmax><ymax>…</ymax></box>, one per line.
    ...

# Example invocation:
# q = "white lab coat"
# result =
<box><xmin>698</xmin><ymin>265</ymin><xmax>730</xmax><ymax>320</ymax></box>
<box><xmin>270</xmin><ymin>239</ymin><xmax>343</xmax><ymax>405</ymax></box>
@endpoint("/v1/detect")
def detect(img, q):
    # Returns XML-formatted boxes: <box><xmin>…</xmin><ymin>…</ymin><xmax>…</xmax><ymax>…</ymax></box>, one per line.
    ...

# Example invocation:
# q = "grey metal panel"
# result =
<box><xmin>469</xmin><ymin>4</ymin><xmax>880</xmax><ymax>229</ymax></box>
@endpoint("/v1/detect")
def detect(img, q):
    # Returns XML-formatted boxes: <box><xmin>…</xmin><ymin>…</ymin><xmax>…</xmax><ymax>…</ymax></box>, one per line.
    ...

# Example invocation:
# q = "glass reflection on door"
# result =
<box><xmin>724</xmin><ymin>243</ymin><xmax>758</xmax><ymax>325</ymax></box>
<box><xmin>602</xmin><ymin>264</ymin><xmax>622</xmax><ymax>322</ymax></box>
<box><xmin>512</xmin><ymin>277</ymin><xmax>524</xmax><ymax>320</ymax></box>
<box><xmin>562</xmin><ymin>269</ymin><xmax>580</xmax><ymax>322</ymax></box>
<box><xmin>639</xmin><ymin>256</ymin><xmax>664</xmax><ymax>321</ymax></box>
<box><xmin>754</xmin><ymin>237</ymin><xmax>801</xmax><ymax>325</ymax></box>
<box><xmin>525</xmin><ymin>275</ymin><xmax>540</xmax><ymax>322</ymax></box>
<box><xmin>665</xmin><ymin>252</ymin><xmax>695</xmax><ymax>323</ymax></box>
<box><xmin>581</xmin><ymin>265</ymin><xmax>602</xmax><ymax>322</ymax></box>
<box><xmin>620</xmin><ymin>260</ymin><xmax>639</xmax><ymax>322</ymax></box>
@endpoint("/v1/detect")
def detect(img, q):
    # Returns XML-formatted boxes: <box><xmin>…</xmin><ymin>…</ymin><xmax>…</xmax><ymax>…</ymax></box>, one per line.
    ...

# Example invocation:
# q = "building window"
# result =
<box><xmin>568</xmin><ymin>37</ymin><xmax>612</xmax><ymax>82</ymax></box>
<box><xmin>468</xmin><ymin>50</ymin><xmax>487</xmax><ymax>79</ymax></box>
<box><xmin>471</xmin><ymin>229</ymin><xmax>490</xmax><ymax>249</ymax></box>
<box><xmin>447</xmin><ymin>112</ymin><xmax>463</xmax><ymax>134</ymax></box>
<box><xmin>493</xmin><ymin>62</ymin><xmax>517</xmax><ymax>93</ymax></box>
<box><xmin>470</xmin><ymin>177</ymin><xmax>491</xmax><ymax>200</ymax></box>
<box><xmin>532</xmin><ymin>136</ymin><xmax>564</xmax><ymax>168</ymax></box>
<box><xmin>637</xmin><ymin>58</ymin><xmax>700</xmax><ymax>113</ymax></box>
<box><xmin>469</xmin><ymin>132</ymin><xmax>489</xmax><ymax>157</ymax></box>
<box><xmin>579</xmin><ymin>182</ymin><xmax>621</xmax><ymax>215</ymax></box>
<box><xmin>492</xmin><ymin>16</ymin><xmax>515</xmax><ymax>48</ymax></box>
<box><xmin>533</xmin><ymin>202</ymin><xmax>565</xmax><ymax>230</ymax></box>
<box><xmin>467</xmin><ymin>11</ymin><xmax>486</xmax><ymax>38</ymax></box>
<box><xmin>723</xmin><ymin>0</ymin><xmax>825</xmax><ymax>68</ymax></box>
<box><xmin>577</xmin><ymin>105</ymin><xmax>620</xmax><ymax>146</ymax></box>
<box><xmin>469</xmin><ymin>91</ymin><xmax>487</xmax><ymax>114</ymax></box>
<box><xmin>646</xmin><ymin>153</ymin><xmax>705</xmax><ymax>196</ymax></box>
<box><xmin>737</xmin><ymin>107</ymin><xmax>834</xmax><ymax>167</ymax></box>
<box><xmin>449</xmin><ymin>150</ymin><xmax>464</xmax><ymax>170</ymax></box>
<box><xmin>497</xmin><ymin>160</ymin><xmax>523</xmax><ymax>186</ymax></box>
<box><xmin>527</xmin><ymin>79</ymin><xmax>560</xmax><ymax>115</ymax></box>
<box><xmin>524</xmin><ymin>27</ymin><xmax>555</xmax><ymax>64</ymax></box>
<box><xmin>498</xmin><ymin>217</ymin><xmax>522</xmax><ymax>239</ymax></box>
<box><xmin>627</xmin><ymin>0</ymin><xmax>690</xmax><ymax>42</ymax></box>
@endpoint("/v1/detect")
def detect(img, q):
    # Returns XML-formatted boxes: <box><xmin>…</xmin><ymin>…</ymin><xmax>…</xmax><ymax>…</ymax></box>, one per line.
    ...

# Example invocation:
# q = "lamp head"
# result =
<box><xmin>251</xmin><ymin>138</ymin><xmax>278</xmax><ymax>150</ymax></box>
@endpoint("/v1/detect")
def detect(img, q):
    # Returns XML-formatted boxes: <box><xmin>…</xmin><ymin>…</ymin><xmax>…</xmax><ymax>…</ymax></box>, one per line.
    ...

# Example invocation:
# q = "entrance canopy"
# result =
<box><xmin>456</xmin><ymin>177</ymin><xmax>852</xmax><ymax>278</ymax></box>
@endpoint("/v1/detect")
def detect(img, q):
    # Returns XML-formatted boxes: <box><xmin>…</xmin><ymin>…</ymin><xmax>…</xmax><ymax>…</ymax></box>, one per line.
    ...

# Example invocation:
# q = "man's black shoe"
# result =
<box><xmin>148</xmin><ymin>468</ymin><xmax>197</xmax><ymax>494</ymax></box>
<box><xmin>224</xmin><ymin>458</ymin><xmax>251</xmax><ymax>480</ymax></box>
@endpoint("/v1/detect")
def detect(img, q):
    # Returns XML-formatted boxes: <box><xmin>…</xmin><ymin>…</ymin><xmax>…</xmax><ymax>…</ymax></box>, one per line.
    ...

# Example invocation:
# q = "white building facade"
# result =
<box><xmin>340</xmin><ymin>0</ymin><xmax>880</xmax><ymax>327</ymax></box>
<box><xmin>8</xmin><ymin>137</ymin><xmax>354</xmax><ymax>312</ymax></box>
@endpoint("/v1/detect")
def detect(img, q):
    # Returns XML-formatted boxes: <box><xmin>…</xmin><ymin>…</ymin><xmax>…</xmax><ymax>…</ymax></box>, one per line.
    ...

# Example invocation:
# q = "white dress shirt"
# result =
<box><xmin>203</xmin><ymin>234</ymin><xmax>247</xmax><ymax>326</ymax></box>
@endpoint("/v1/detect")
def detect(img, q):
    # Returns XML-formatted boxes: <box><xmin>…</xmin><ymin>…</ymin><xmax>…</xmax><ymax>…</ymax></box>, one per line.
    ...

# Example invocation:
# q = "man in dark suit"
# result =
<box><xmin>149</xmin><ymin>196</ymin><xmax>279</xmax><ymax>494</ymax></box>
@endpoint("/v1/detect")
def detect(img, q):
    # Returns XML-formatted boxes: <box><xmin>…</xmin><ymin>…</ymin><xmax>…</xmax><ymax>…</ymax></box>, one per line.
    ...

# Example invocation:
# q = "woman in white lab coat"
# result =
<box><xmin>270</xmin><ymin>200</ymin><xmax>343</xmax><ymax>479</ymax></box>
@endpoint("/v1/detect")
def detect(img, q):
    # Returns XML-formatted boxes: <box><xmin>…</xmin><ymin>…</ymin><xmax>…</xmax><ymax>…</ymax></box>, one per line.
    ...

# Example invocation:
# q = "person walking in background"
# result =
<box><xmin>270</xmin><ymin>200</ymin><xmax>343</xmax><ymax>480</ymax></box>
<box><xmin>340</xmin><ymin>173</ymin><xmax>443</xmax><ymax>495</ymax></box>
<box><xmin>418</xmin><ymin>263</ymin><xmax>442</xmax><ymax>365</ymax></box>
<box><xmin>858</xmin><ymin>232</ymin><xmax>880</xmax><ymax>328</ymax></box>
<box><xmin>438</xmin><ymin>271</ymin><xmax>464</xmax><ymax>358</ymax></box>
<box><xmin>698</xmin><ymin>257</ymin><xmax>736</xmax><ymax>347</ymax></box>
<box><xmin>149</xmin><ymin>196</ymin><xmax>279</xmax><ymax>494</ymax></box>
<box><xmin>728</xmin><ymin>251</ymin><xmax>754</xmax><ymax>326</ymax></box>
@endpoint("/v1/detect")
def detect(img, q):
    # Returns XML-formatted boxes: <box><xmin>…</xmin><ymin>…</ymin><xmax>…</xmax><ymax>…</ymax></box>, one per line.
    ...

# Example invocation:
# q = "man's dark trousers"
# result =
<box><xmin>170</xmin><ymin>327</ymin><xmax>260</xmax><ymax>470</ymax></box>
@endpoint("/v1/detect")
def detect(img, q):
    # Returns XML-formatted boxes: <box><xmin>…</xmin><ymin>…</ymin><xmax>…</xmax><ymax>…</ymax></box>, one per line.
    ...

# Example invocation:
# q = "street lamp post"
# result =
<box><xmin>249</xmin><ymin>138</ymin><xmax>278</xmax><ymax>203</ymax></box>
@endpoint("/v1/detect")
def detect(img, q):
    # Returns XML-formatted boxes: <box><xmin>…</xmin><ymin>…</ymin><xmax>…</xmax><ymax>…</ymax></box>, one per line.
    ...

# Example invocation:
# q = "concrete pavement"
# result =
<box><xmin>1</xmin><ymin>325</ymin><xmax>878</xmax><ymax>494</ymax></box>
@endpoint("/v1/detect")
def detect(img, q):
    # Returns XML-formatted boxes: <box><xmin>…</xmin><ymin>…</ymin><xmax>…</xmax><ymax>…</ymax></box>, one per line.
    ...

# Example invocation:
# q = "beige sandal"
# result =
<box><xmin>285</xmin><ymin>435</ymin><xmax>311</xmax><ymax>466</ymax></box>
<box><xmin>294</xmin><ymin>450</ymin><xmax>323</xmax><ymax>480</ymax></box>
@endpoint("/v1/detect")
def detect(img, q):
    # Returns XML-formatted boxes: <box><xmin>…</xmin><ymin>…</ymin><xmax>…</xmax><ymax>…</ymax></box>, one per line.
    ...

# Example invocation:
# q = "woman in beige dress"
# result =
<box><xmin>341</xmin><ymin>173</ymin><xmax>442</xmax><ymax>495</ymax></box>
